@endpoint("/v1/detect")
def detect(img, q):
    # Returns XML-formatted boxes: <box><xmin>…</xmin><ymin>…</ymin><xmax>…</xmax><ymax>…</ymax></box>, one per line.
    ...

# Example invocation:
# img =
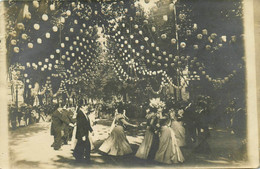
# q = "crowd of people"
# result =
<box><xmin>48</xmin><ymin>95</ymin><xmax>217</xmax><ymax>165</ymax></box>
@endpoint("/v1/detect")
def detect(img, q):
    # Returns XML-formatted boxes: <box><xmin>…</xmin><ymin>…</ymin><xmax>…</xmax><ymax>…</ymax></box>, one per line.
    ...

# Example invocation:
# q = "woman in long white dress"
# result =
<box><xmin>169</xmin><ymin>109</ymin><xmax>186</xmax><ymax>147</ymax></box>
<box><xmin>154</xmin><ymin>109</ymin><xmax>184</xmax><ymax>164</ymax></box>
<box><xmin>99</xmin><ymin>107</ymin><xmax>138</xmax><ymax>156</ymax></box>
<box><xmin>135</xmin><ymin>108</ymin><xmax>159</xmax><ymax>160</ymax></box>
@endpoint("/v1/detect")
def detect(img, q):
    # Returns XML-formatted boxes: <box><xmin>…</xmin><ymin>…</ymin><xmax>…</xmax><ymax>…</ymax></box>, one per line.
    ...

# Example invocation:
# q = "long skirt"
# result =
<box><xmin>155</xmin><ymin>126</ymin><xmax>184</xmax><ymax>164</ymax></box>
<box><xmin>135</xmin><ymin>129</ymin><xmax>154</xmax><ymax>159</ymax></box>
<box><xmin>70</xmin><ymin>126</ymin><xmax>77</xmax><ymax>150</ymax></box>
<box><xmin>171</xmin><ymin>121</ymin><xmax>186</xmax><ymax>147</ymax></box>
<box><xmin>99</xmin><ymin>125</ymin><xmax>132</xmax><ymax>156</ymax></box>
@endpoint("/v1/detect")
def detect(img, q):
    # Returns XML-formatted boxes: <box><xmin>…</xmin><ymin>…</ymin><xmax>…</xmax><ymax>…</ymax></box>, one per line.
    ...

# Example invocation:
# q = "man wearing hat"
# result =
<box><xmin>73</xmin><ymin>100</ymin><xmax>93</xmax><ymax>162</ymax></box>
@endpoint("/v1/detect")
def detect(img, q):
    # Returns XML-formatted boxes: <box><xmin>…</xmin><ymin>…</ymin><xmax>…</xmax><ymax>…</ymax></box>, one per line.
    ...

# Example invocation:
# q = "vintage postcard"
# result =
<box><xmin>0</xmin><ymin>0</ymin><xmax>259</xmax><ymax>168</ymax></box>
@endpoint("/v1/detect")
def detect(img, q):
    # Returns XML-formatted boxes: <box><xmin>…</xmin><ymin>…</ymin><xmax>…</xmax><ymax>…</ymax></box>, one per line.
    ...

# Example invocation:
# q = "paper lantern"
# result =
<box><xmin>52</xmin><ymin>26</ymin><xmax>58</xmax><ymax>32</ymax></box>
<box><xmin>72</xmin><ymin>53</ymin><xmax>75</xmax><ymax>57</ymax></box>
<box><xmin>180</xmin><ymin>42</ymin><xmax>186</xmax><ymax>48</ymax></box>
<box><xmin>151</xmin><ymin>43</ymin><xmax>155</xmax><ymax>47</ymax></box>
<box><xmin>66</xmin><ymin>10</ymin><xmax>71</xmax><ymax>16</ymax></box>
<box><xmin>38</xmin><ymin>61</ymin><xmax>42</xmax><ymax>66</ymax></box>
<box><xmin>56</xmin><ymin>49</ymin><xmax>60</xmax><ymax>53</ymax></box>
<box><xmin>151</xmin><ymin>27</ymin><xmax>156</xmax><ymax>32</ymax></box>
<box><xmin>193</xmin><ymin>23</ymin><xmax>198</xmax><ymax>30</ymax></box>
<box><xmin>28</xmin><ymin>85</ymin><xmax>32</xmax><ymax>89</ymax></box>
<box><xmin>135</xmin><ymin>40</ymin><xmax>139</xmax><ymax>44</ymax></box>
<box><xmin>197</xmin><ymin>34</ymin><xmax>203</xmax><ymax>39</ymax></box>
<box><xmin>21</xmin><ymin>34</ymin><xmax>28</xmax><ymax>40</ymax></box>
<box><xmin>67</xmin><ymin>57</ymin><xmax>71</xmax><ymax>61</ymax></box>
<box><xmin>26</xmin><ymin>79</ymin><xmax>30</xmax><ymax>83</ymax></box>
<box><xmin>205</xmin><ymin>45</ymin><xmax>211</xmax><ymax>50</ymax></box>
<box><xmin>65</xmin><ymin>37</ymin><xmax>69</xmax><ymax>41</ymax></box>
<box><xmin>28</xmin><ymin>43</ymin><xmax>33</xmax><ymax>48</ymax></box>
<box><xmin>186</xmin><ymin>30</ymin><xmax>192</xmax><ymax>35</ymax></box>
<box><xmin>34</xmin><ymin>24</ymin><xmax>40</xmax><ymax>30</ymax></box>
<box><xmin>210</xmin><ymin>33</ymin><xmax>217</xmax><ymax>39</ymax></box>
<box><xmin>50</xmin><ymin>54</ymin><xmax>54</xmax><ymax>59</ymax></box>
<box><xmin>33</xmin><ymin>1</ymin><xmax>39</xmax><ymax>8</ymax></box>
<box><xmin>44</xmin><ymin>65</ymin><xmax>47</xmax><ymax>69</ymax></box>
<box><xmin>139</xmin><ymin>30</ymin><xmax>143</xmax><ymax>35</ymax></box>
<box><xmin>50</xmin><ymin>4</ymin><xmax>55</xmax><ymax>11</ymax></box>
<box><xmin>41</xmin><ymin>67</ymin><xmax>45</xmax><ymax>71</ymax></box>
<box><xmin>163</xmin><ymin>15</ymin><xmax>168</xmax><ymax>21</ymax></box>
<box><xmin>62</xmin><ymin>55</ymin><xmax>66</xmax><ymax>59</ymax></box>
<box><xmin>60</xmin><ymin>17</ymin><xmax>65</xmax><ymax>23</ymax></box>
<box><xmin>14</xmin><ymin>47</ymin><xmax>19</xmax><ymax>53</ymax></box>
<box><xmin>42</xmin><ymin>14</ymin><xmax>48</xmax><ymax>21</ymax></box>
<box><xmin>171</xmin><ymin>38</ymin><xmax>176</xmax><ymax>44</ymax></box>
<box><xmin>37</xmin><ymin>38</ymin><xmax>42</xmax><ymax>44</ymax></box>
<box><xmin>17</xmin><ymin>23</ymin><xmax>25</xmax><ymax>30</ymax></box>
<box><xmin>70</xmin><ymin>28</ymin><xmax>74</xmax><ymax>32</ymax></box>
<box><xmin>156</xmin><ymin>47</ymin><xmax>160</xmax><ymax>51</ymax></box>
<box><xmin>161</xmin><ymin>34</ymin><xmax>167</xmax><ymax>39</ymax></box>
<box><xmin>202</xmin><ymin>29</ymin><xmax>208</xmax><ymax>35</ymax></box>
<box><xmin>158</xmin><ymin>56</ymin><xmax>162</xmax><ymax>60</ymax></box>
<box><xmin>221</xmin><ymin>36</ymin><xmax>227</xmax><ymax>42</ymax></box>
<box><xmin>45</xmin><ymin>32</ymin><xmax>50</xmax><ymax>38</ymax></box>
<box><xmin>193</xmin><ymin>45</ymin><xmax>199</xmax><ymax>49</ymax></box>
<box><xmin>11</xmin><ymin>40</ymin><xmax>17</xmax><ymax>45</ymax></box>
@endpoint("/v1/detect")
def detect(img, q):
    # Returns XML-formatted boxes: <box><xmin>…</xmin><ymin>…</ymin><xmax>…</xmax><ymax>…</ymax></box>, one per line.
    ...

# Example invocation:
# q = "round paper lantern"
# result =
<box><xmin>62</xmin><ymin>55</ymin><xmax>66</xmax><ymax>59</ymax></box>
<box><xmin>61</xmin><ymin>43</ymin><xmax>65</xmax><ymax>48</ymax></box>
<box><xmin>143</xmin><ymin>20</ymin><xmax>148</xmax><ymax>24</ymax></box>
<box><xmin>60</xmin><ymin>17</ymin><xmax>65</xmax><ymax>23</ymax></box>
<box><xmin>21</xmin><ymin>33</ymin><xmax>28</xmax><ymax>40</ymax></box>
<box><xmin>163</xmin><ymin>15</ymin><xmax>168</xmax><ymax>21</ymax></box>
<box><xmin>70</xmin><ymin>28</ymin><xmax>74</xmax><ymax>32</ymax></box>
<box><xmin>186</xmin><ymin>30</ymin><xmax>192</xmax><ymax>35</ymax></box>
<box><xmin>50</xmin><ymin>54</ymin><xmax>54</xmax><ymax>59</ymax></box>
<box><xmin>38</xmin><ymin>61</ymin><xmax>42</xmax><ymax>66</ymax></box>
<box><xmin>221</xmin><ymin>36</ymin><xmax>227</xmax><ymax>42</ymax></box>
<box><xmin>52</xmin><ymin>26</ymin><xmax>58</xmax><ymax>32</ymax></box>
<box><xmin>139</xmin><ymin>30</ymin><xmax>143</xmax><ymax>35</ymax></box>
<box><xmin>37</xmin><ymin>38</ymin><xmax>42</xmax><ymax>44</ymax></box>
<box><xmin>41</xmin><ymin>67</ymin><xmax>45</xmax><ymax>71</ymax></box>
<box><xmin>161</xmin><ymin>34</ymin><xmax>167</xmax><ymax>39</ymax></box>
<box><xmin>151</xmin><ymin>27</ymin><xmax>156</xmax><ymax>32</ymax></box>
<box><xmin>42</xmin><ymin>14</ymin><xmax>48</xmax><ymax>21</ymax></box>
<box><xmin>14</xmin><ymin>47</ymin><xmax>19</xmax><ymax>53</ymax></box>
<box><xmin>28</xmin><ymin>85</ymin><xmax>32</xmax><ymax>89</ymax></box>
<box><xmin>50</xmin><ymin>4</ymin><xmax>55</xmax><ymax>11</ymax></box>
<box><xmin>65</xmin><ymin>37</ymin><xmax>69</xmax><ymax>41</ymax></box>
<box><xmin>193</xmin><ymin>45</ymin><xmax>199</xmax><ymax>49</ymax></box>
<box><xmin>197</xmin><ymin>34</ymin><xmax>203</xmax><ymax>39</ymax></box>
<box><xmin>44</xmin><ymin>65</ymin><xmax>47</xmax><ymax>69</ymax></box>
<box><xmin>33</xmin><ymin>1</ymin><xmax>39</xmax><ymax>8</ymax></box>
<box><xmin>55</xmin><ymin>60</ymin><xmax>59</xmax><ymax>64</ymax></box>
<box><xmin>180</xmin><ymin>42</ymin><xmax>186</xmax><ymax>48</ymax></box>
<box><xmin>140</xmin><ymin>45</ymin><xmax>144</xmax><ymax>50</ymax></box>
<box><xmin>135</xmin><ymin>40</ymin><xmax>139</xmax><ymax>44</ymax></box>
<box><xmin>28</xmin><ymin>43</ymin><xmax>33</xmax><ymax>48</ymax></box>
<box><xmin>171</xmin><ymin>38</ymin><xmax>176</xmax><ymax>44</ymax></box>
<box><xmin>144</xmin><ymin>37</ymin><xmax>149</xmax><ymax>41</ymax></box>
<box><xmin>34</xmin><ymin>24</ymin><xmax>40</xmax><ymax>30</ymax></box>
<box><xmin>66</xmin><ymin>10</ymin><xmax>71</xmax><ymax>16</ymax></box>
<box><xmin>74</xmin><ymin>20</ymin><xmax>78</xmax><ymax>24</ymax></box>
<box><xmin>45</xmin><ymin>58</ymin><xmax>49</xmax><ymax>63</ymax></box>
<box><xmin>17</xmin><ymin>23</ymin><xmax>25</xmax><ymax>30</ymax></box>
<box><xmin>56</xmin><ymin>49</ymin><xmax>60</xmax><ymax>53</ymax></box>
<box><xmin>156</xmin><ymin>47</ymin><xmax>160</xmax><ymax>51</ymax></box>
<box><xmin>171</xmin><ymin>63</ymin><xmax>175</xmax><ymax>67</ymax></box>
<box><xmin>11</xmin><ymin>40</ymin><xmax>17</xmax><ymax>45</ymax></box>
<box><xmin>158</xmin><ymin>56</ymin><xmax>162</xmax><ymax>60</ymax></box>
<box><xmin>157</xmin><ymin>63</ymin><xmax>161</xmax><ymax>67</ymax></box>
<box><xmin>202</xmin><ymin>29</ymin><xmax>208</xmax><ymax>35</ymax></box>
<box><xmin>72</xmin><ymin>53</ymin><xmax>75</xmax><ymax>57</ymax></box>
<box><xmin>45</xmin><ymin>32</ymin><xmax>50</xmax><ymax>38</ymax></box>
<box><xmin>26</xmin><ymin>79</ymin><xmax>30</xmax><ymax>83</ymax></box>
<box><xmin>205</xmin><ymin>45</ymin><xmax>211</xmax><ymax>50</ymax></box>
<box><xmin>210</xmin><ymin>33</ymin><xmax>217</xmax><ymax>39</ymax></box>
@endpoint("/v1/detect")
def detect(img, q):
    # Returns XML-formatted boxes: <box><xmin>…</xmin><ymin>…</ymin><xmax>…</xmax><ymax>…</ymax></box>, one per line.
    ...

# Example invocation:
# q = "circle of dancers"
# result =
<box><xmin>50</xmin><ymin>99</ymin><xmax>212</xmax><ymax>165</ymax></box>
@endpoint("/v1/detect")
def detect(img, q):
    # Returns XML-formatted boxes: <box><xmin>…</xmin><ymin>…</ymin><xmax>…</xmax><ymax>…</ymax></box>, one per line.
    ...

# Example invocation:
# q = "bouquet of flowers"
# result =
<box><xmin>149</xmin><ymin>98</ymin><xmax>166</xmax><ymax>110</ymax></box>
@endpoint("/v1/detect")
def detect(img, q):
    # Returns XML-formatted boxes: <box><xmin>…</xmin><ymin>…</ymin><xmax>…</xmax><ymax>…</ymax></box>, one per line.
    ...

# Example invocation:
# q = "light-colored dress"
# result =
<box><xmin>171</xmin><ymin>120</ymin><xmax>186</xmax><ymax>147</ymax></box>
<box><xmin>155</xmin><ymin>126</ymin><xmax>184</xmax><ymax>164</ymax></box>
<box><xmin>135</xmin><ymin>113</ymin><xmax>156</xmax><ymax>159</ymax></box>
<box><xmin>99</xmin><ymin>114</ymin><xmax>132</xmax><ymax>156</ymax></box>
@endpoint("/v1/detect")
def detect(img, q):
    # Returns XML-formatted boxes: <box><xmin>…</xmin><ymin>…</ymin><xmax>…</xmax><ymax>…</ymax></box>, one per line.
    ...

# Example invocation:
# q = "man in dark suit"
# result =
<box><xmin>73</xmin><ymin>100</ymin><xmax>93</xmax><ymax>162</ymax></box>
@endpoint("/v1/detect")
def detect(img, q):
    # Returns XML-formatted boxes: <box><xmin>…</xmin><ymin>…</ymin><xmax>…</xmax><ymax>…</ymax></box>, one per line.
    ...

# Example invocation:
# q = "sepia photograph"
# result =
<box><xmin>0</xmin><ymin>0</ymin><xmax>259</xmax><ymax>168</ymax></box>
